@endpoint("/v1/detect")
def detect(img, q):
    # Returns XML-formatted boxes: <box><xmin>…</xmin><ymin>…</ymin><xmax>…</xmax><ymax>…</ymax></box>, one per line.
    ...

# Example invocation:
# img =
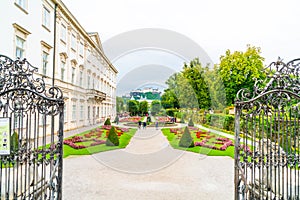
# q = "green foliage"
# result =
<box><xmin>11</xmin><ymin>131</ymin><xmax>19</xmax><ymax>152</ymax></box>
<box><xmin>205</xmin><ymin>114</ymin><xmax>235</xmax><ymax>131</ymax></box>
<box><xmin>166</xmin><ymin>108</ymin><xmax>178</xmax><ymax>117</ymax></box>
<box><xmin>218</xmin><ymin>45</ymin><xmax>266</xmax><ymax>105</ymax></box>
<box><xmin>127</xmin><ymin>100</ymin><xmax>139</xmax><ymax>116</ymax></box>
<box><xmin>163</xmin><ymin>58</ymin><xmax>211</xmax><ymax>110</ymax></box>
<box><xmin>161</xmin><ymin>89</ymin><xmax>179</xmax><ymax>109</ymax></box>
<box><xmin>182</xmin><ymin>58</ymin><xmax>211</xmax><ymax>109</ymax></box>
<box><xmin>151</xmin><ymin>100</ymin><xmax>161</xmax><ymax>116</ymax></box>
<box><xmin>179</xmin><ymin>127</ymin><xmax>194</xmax><ymax>148</ymax></box>
<box><xmin>139</xmin><ymin>101</ymin><xmax>148</xmax><ymax>116</ymax></box>
<box><xmin>106</xmin><ymin>126</ymin><xmax>119</xmax><ymax>146</ymax></box>
<box><xmin>204</xmin><ymin>64</ymin><xmax>226</xmax><ymax>110</ymax></box>
<box><xmin>188</xmin><ymin>118</ymin><xmax>194</xmax><ymax>127</ymax></box>
<box><xmin>104</xmin><ymin>118</ymin><xmax>111</xmax><ymax>125</ymax></box>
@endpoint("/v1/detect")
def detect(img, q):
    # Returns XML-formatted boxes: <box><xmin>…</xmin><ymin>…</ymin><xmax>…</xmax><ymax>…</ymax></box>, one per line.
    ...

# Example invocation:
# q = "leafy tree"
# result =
<box><xmin>204</xmin><ymin>65</ymin><xmax>226</xmax><ymax>110</ymax></box>
<box><xmin>164</xmin><ymin>58</ymin><xmax>211</xmax><ymax>109</ymax></box>
<box><xmin>127</xmin><ymin>100</ymin><xmax>139</xmax><ymax>116</ymax></box>
<box><xmin>218</xmin><ymin>45</ymin><xmax>265</xmax><ymax>105</ymax></box>
<box><xmin>151</xmin><ymin>100</ymin><xmax>161</xmax><ymax>116</ymax></box>
<box><xmin>182</xmin><ymin>58</ymin><xmax>211</xmax><ymax>109</ymax></box>
<box><xmin>172</xmin><ymin>73</ymin><xmax>198</xmax><ymax>108</ymax></box>
<box><xmin>139</xmin><ymin>101</ymin><xmax>148</xmax><ymax>116</ymax></box>
<box><xmin>179</xmin><ymin>126</ymin><xmax>194</xmax><ymax>148</ymax></box>
<box><xmin>106</xmin><ymin>126</ymin><xmax>119</xmax><ymax>146</ymax></box>
<box><xmin>161</xmin><ymin>89</ymin><xmax>179</xmax><ymax>109</ymax></box>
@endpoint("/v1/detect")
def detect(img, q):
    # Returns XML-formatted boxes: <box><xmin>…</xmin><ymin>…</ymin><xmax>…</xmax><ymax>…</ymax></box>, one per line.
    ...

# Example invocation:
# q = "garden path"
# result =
<box><xmin>63</xmin><ymin>126</ymin><xmax>234</xmax><ymax>200</ymax></box>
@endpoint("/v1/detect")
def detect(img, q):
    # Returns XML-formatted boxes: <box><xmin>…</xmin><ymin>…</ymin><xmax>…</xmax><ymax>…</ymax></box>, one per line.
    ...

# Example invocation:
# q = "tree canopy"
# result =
<box><xmin>218</xmin><ymin>45</ymin><xmax>266</xmax><ymax>105</ymax></box>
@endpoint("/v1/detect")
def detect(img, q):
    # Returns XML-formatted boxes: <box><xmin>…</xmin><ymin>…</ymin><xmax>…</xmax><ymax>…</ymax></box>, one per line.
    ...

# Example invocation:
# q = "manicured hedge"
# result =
<box><xmin>205</xmin><ymin>113</ymin><xmax>235</xmax><ymax>132</ymax></box>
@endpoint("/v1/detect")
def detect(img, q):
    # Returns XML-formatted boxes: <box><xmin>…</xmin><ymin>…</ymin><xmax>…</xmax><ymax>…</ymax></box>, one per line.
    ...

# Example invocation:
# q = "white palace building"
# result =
<box><xmin>0</xmin><ymin>0</ymin><xmax>118</xmax><ymax>131</ymax></box>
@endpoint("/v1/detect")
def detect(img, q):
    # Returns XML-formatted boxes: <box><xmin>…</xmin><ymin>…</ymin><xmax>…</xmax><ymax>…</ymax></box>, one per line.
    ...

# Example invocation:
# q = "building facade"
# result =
<box><xmin>0</xmin><ymin>0</ymin><xmax>117</xmax><ymax>131</ymax></box>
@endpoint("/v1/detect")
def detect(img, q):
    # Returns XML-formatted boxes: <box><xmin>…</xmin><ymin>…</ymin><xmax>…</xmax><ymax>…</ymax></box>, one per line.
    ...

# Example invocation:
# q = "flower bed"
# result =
<box><xmin>156</xmin><ymin>116</ymin><xmax>172</xmax><ymax>123</ymax></box>
<box><xmin>119</xmin><ymin>116</ymin><xmax>142</xmax><ymax>123</ymax></box>
<box><xmin>169</xmin><ymin>127</ymin><xmax>234</xmax><ymax>151</ymax></box>
<box><xmin>64</xmin><ymin>126</ymin><xmax>129</xmax><ymax>150</ymax></box>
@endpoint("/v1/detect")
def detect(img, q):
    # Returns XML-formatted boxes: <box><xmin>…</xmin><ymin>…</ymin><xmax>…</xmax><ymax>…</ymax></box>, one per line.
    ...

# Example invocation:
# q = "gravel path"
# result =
<box><xmin>63</xmin><ymin>127</ymin><xmax>234</xmax><ymax>200</ymax></box>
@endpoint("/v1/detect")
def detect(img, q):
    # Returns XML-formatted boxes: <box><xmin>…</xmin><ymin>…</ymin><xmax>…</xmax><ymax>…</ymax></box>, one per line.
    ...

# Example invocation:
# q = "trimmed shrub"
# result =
<box><xmin>205</xmin><ymin>114</ymin><xmax>234</xmax><ymax>132</ymax></box>
<box><xmin>106</xmin><ymin>126</ymin><xmax>119</xmax><ymax>146</ymax></box>
<box><xmin>11</xmin><ymin>131</ymin><xmax>19</xmax><ymax>152</ymax></box>
<box><xmin>188</xmin><ymin>118</ymin><xmax>194</xmax><ymax>127</ymax></box>
<box><xmin>104</xmin><ymin>118</ymin><xmax>111</xmax><ymax>125</ymax></box>
<box><xmin>179</xmin><ymin>126</ymin><xmax>194</xmax><ymax>148</ymax></box>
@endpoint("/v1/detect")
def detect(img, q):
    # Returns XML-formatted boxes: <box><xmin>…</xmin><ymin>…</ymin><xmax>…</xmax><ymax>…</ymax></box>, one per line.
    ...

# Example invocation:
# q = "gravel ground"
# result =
<box><xmin>63</xmin><ymin>127</ymin><xmax>234</xmax><ymax>200</ymax></box>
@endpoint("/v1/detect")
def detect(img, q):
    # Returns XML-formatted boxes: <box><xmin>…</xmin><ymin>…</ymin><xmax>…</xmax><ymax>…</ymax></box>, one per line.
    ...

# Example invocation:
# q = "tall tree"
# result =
<box><xmin>218</xmin><ymin>45</ymin><xmax>265</xmax><ymax>105</ymax></box>
<box><xmin>204</xmin><ymin>65</ymin><xmax>226</xmax><ymax>110</ymax></box>
<box><xmin>151</xmin><ymin>100</ymin><xmax>161</xmax><ymax>116</ymax></box>
<box><xmin>161</xmin><ymin>89</ymin><xmax>179</xmax><ymax>109</ymax></box>
<box><xmin>139</xmin><ymin>101</ymin><xmax>148</xmax><ymax>116</ymax></box>
<box><xmin>127</xmin><ymin>100</ymin><xmax>139</xmax><ymax>116</ymax></box>
<box><xmin>182</xmin><ymin>58</ymin><xmax>211</xmax><ymax>109</ymax></box>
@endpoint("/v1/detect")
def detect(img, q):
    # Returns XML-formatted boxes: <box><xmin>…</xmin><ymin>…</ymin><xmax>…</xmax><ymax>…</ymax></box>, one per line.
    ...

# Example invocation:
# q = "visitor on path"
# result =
<box><xmin>143</xmin><ymin>121</ymin><xmax>147</xmax><ymax>129</ymax></box>
<box><xmin>138</xmin><ymin>121</ymin><xmax>142</xmax><ymax>129</ymax></box>
<box><xmin>155</xmin><ymin>121</ymin><xmax>159</xmax><ymax>130</ymax></box>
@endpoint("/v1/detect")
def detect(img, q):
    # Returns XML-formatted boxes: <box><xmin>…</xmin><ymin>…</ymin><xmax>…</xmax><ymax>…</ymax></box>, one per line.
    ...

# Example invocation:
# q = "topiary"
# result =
<box><xmin>10</xmin><ymin>131</ymin><xmax>19</xmax><ymax>152</ymax></box>
<box><xmin>180</xmin><ymin>118</ymin><xmax>185</xmax><ymax>123</ymax></box>
<box><xmin>104</xmin><ymin>118</ymin><xmax>111</xmax><ymax>125</ymax></box>
<box><xmin>106</xmin><ymin>126</ymin><xmax>119</xmax><ymax>146</ymax></box>
<box><xmin>188</xmin><ymin>118</ymin><xmax>194</xmax><ymax>127</ymax></box>
<box><xmin>179</xmin><ymin>126</ymin><xmax>194</xmax><ymax>148</ymax></box>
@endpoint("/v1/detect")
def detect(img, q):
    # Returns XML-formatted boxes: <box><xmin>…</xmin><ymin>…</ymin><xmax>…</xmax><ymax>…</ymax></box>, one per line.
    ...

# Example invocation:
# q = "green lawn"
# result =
<box><xmin>63</xmin><ymin>127</ymin><xmax>137</xmax><ymax>158</ymax></box>
<box><xmin>161</xmin><ymin>128</ymin><xmax>235</xmax><ymax>158</ymax></box>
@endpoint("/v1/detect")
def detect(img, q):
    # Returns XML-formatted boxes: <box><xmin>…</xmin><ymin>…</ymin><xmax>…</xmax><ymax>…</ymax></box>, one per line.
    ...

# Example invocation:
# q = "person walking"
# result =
<box><xmin>138</xmin><ymin>121</ymin><xmax>142</xmax><ymax>129</ymax></box>
<box><xmin>143</xmin><ymin>121</ymin><xmax>147</xmax><ymax>129</ymax></box>
<box><xmin>155</xmin><ymin>121</ymin><xmax>159</xmax><ymax>130</ymax></box>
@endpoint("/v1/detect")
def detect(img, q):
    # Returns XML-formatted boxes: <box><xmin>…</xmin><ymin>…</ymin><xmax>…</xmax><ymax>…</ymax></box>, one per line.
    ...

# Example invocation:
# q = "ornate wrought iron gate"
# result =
<box><xmin>0</xmin><ymin>55</ymin><xmax>64</xmax><ymax>199</ymax></box>
<box><xmin>234</xmin><ymin>58</ymin><xmax>300</xmax><ymax>199</ymax></box>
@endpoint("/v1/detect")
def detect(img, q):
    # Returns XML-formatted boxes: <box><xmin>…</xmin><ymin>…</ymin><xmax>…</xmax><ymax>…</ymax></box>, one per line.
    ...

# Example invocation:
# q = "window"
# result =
<box><xmin>79</xmin><ymin>42</ymin><xmax>84</xmax><ymax>56</ymax></box>
<box><xmin>42</xmin><ymin>7</ymin><xmax>50</xmax><ymax>29</ymax></box>
<box><xmin>15</xmin><ymin>36</ymin><xmax>25</xmax><ymax>58</ymax></box>
<box><xmin>87</xmin><ymin>75</ymin><xmax>90</xmax><ymax>89</ymax></box>
<box><xmin>64</xmin><ymin>104</ymin><xmax>67</xmax><ymax>122</ymax></box>
<box><xmin>60</xmin><ymin>24</ymin><xmax>66</xmax><ymax>42</ymax></box>
<box><xmin>15</xmin><ymin>0</ymin><xmax>27</xmax><ymax>12</ymax></box>
<box><xmin>79</xmin><ymin>71</ymin><xmax>83</xmax><ymax>87</ymax></box>
<box><xmin>87</xmin><ymin>106</ymin><xmax>90</xmax><ymax>119</ymax></box>
<box><xmin>42</xmin><ymin>51</ymin><xmax>48</xmax><ymax>75</ymax></box>
<box><xmin>71</xmin><ymin>34</ymin><xmax>76</xmax><ymax>50</ymax></box>
<box><xmin>71</xmin><ymin>67</ymin><xmax>75</xmax><ymax>84</ymax></box>
<box><xmin>61</xmin><ymin>61</ymin><xmax>65</xmax><ymax>81</ymax></box>
<box><xmin>72</xmin><ymin>104</ymin><xmax>76</xmax><ymax>120</ymax></box>
<box><xmin>80</xmin><ymin>105</ymin><xmax>84</xmax><ymax>120</ymax></box>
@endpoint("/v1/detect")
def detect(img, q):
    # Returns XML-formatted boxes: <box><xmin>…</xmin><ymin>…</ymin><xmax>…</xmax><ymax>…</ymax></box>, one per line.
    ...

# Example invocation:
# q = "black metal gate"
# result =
<box><xmin>234</xmin><ymin>58</ymin><xmax>300</xmax><ymax>200</ymax></box>
<box><xmin>0</xmin><ymin>55</ymin><xmax>64</xmax><ymax>199</ymax></box>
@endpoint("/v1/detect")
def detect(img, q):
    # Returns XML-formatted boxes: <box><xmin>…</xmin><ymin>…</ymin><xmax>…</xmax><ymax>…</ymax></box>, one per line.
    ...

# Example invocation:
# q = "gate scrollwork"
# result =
<box><xmin>235</xmin><ymin>58</ymin><xmax>300</xmax><ymax>200</ymax></box>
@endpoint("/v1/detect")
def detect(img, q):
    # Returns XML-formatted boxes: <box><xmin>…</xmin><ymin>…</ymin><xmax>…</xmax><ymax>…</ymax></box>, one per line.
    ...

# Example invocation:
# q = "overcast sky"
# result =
<box><xmin>63</xmin><ymin>0</ymin><xmax>300</xmax><ymax>95</ymax></box>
